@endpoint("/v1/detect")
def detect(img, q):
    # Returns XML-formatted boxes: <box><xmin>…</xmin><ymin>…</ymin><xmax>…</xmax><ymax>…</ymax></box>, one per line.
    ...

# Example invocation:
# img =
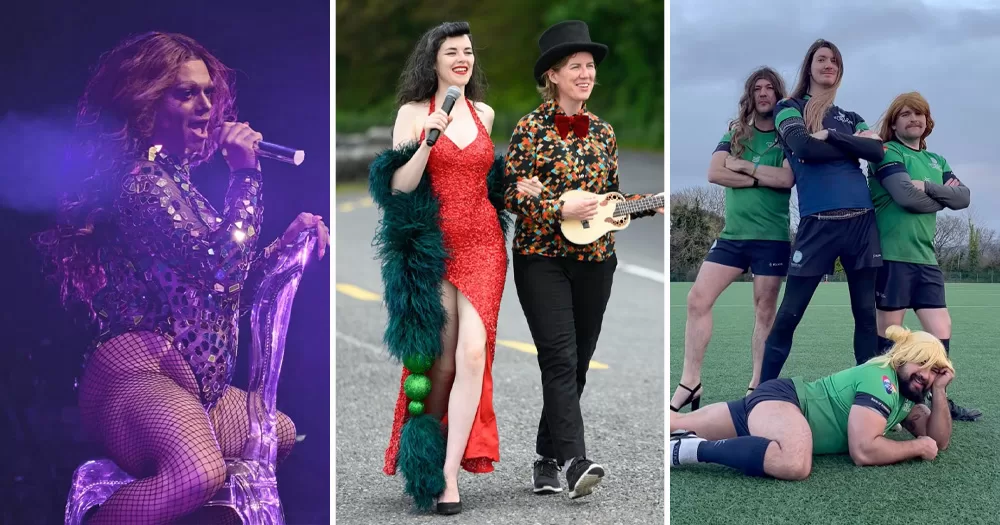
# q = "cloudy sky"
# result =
<box><xmin>669</xmin><ymin>0</ymin><xmax>1000</xmax><ymax>231</ymax></box>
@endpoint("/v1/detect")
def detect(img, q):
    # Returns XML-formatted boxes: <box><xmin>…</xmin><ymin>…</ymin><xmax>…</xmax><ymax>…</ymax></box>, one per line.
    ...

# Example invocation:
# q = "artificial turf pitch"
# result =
<box><xmin>669</xmin><ymin>281</ymin><xmax>999</xmax><ymax>525</ymax></box>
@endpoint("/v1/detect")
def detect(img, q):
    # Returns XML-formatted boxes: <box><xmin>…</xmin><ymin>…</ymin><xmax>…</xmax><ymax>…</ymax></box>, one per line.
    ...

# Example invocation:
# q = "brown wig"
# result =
<box><xmin>728</xmin><ymin>66</ymin><xmax>787</xmax><ymax>158</ymax></box>
<box><xmin>875</xmin><ymin>92</ymin><xmax>934</xmax><ymax>150</ymax></box>
<box><xmin>790</xmin><ymin>39</ymin><xmax>843</xmax><ymax>133</ymax></box>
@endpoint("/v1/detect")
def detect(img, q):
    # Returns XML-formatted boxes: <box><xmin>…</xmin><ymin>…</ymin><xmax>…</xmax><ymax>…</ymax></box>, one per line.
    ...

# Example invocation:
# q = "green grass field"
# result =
<box><xmin>669</xmin><ymin>281</ymin><xmax>1000</xmax><ymax>525</ymax></box>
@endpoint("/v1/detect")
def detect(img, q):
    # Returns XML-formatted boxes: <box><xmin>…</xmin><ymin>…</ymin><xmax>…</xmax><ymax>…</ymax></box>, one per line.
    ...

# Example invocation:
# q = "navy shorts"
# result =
<box><xmin>705</xmin><ymin>238</ymin><xmax>791</xmax><ymax>277</ymax></box>
<box><xmin>788</xmin><ymin>210</ymin><xmax>882</xmax><ymax>277</ymax></box>
<box><xmin>875</xmin><ymin>260</ymin><xmax>947</xmax><ymax>311</ymax></box>
<box><xmin>727</xmin><ymin>378</ymin><xmax>800</xmax><ymax>436</ymax></box>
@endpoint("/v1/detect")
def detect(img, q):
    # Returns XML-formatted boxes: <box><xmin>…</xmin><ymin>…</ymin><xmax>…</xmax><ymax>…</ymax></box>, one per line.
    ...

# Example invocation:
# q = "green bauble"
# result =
<box><xmin>408</xmin><ymin>400</ymin><xmax>425</xmax><ymax>416</ymax></box>
<box><xmin>403</xmin><ymin>354</ymin><xmax>434</xmax><ymax>375</ymax></box>
<box><xmin>404</xmin><ymin>374</ymin><xmax>432</xmax><ymax>401</ymax></box>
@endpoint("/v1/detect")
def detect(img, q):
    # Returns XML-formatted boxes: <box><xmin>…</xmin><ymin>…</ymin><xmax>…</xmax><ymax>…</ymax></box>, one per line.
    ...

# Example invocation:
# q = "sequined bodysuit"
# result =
<box><xmin>89</xmin><ymin>149</ymin><xmax>278</xmax><ymax>408</ymax></box>
<box><xmin>385</xmin><ymin>98</ymin><xmax>508</xmax><ymax>474</ymax></box>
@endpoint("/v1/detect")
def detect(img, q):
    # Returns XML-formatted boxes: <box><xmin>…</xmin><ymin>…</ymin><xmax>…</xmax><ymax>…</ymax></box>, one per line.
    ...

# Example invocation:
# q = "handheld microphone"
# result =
<box><xmin>426</xmin><ymin>86</ymin><xmax>462</xmax><ymax>147</ymax></box>
<box><xmin>255</xmin><ymin>141</ymin><xmax>305</xmax><ymax>166</ymax></box>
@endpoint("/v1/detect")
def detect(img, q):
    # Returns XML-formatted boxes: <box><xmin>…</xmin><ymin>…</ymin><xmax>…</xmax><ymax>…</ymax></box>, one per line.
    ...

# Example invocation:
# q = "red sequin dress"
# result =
<box><xmin>384</xmin><ymin>97</ymin><xmax>507</xmax><ymax>474</ymax></box>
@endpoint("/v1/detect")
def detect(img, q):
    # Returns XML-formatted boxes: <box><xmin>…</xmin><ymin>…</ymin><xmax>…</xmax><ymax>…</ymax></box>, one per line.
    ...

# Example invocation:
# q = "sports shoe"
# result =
<box><xmin>949</xmin><ymin>399</ymin><xmax>982</xmax><ymax>421</ymax></box>
<box><xmin>565</xmin><ymin>457</ymin><xmax>605</xmax><ymax>499</ymax></box>
<box><xmin>532</xmin><ymin>458</ymin><xmax>562</xmax><ymax>494</ymax></box>
<box><xmin>670</xmin><ymin>429</ymin><xmax>705</xmax><ymax>467</ymax></box>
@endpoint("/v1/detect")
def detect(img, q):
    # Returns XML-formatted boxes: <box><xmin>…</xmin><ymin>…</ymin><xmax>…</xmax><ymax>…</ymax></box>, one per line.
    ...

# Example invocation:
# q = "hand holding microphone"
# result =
<box><xmin>215</xmin><ymin>121</ymin><xmax>306</xmax><ymax>169</ymax></box>
<box><xmin>425</xmin><ymin>86</ymin><xmax>462</xmax><ymax>147</ymax></box>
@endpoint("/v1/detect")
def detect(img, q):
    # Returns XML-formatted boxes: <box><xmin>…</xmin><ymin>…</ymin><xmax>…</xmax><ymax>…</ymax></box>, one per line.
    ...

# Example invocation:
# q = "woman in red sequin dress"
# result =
<box><xmin>376</xmin><ymin>21</ymin><xmax>507</xmax><ymax>514</ymax></box>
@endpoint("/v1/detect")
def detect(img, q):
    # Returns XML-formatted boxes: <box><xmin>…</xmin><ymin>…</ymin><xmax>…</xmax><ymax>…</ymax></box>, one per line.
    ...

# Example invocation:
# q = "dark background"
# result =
<box><xmin>0</xmin><ymin>1</ymin><xmax>331</xmax><ymax>523</ymax></box>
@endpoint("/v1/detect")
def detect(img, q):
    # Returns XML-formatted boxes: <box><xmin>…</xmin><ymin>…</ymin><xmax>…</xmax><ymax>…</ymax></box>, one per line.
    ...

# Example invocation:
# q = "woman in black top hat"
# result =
<box><xmin>504</xmin><ymin>20</ymin><xmax>663</xmax><ymax>500</ymax></box>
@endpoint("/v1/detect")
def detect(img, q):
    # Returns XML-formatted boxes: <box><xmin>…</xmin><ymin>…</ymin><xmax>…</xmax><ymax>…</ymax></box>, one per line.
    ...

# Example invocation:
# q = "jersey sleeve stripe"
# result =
<box><xmin>873</xmin><ymin>161</ymin><xmax>908</xmax><ymax>182</ymax></box>
<box><xmin>854</xmin><ymin>393</ymin><xmax>891</xmax><ymax>419</ymax></box>
<box><xmin>775</xmin><ymin>106</ymin><xmax>801</xmax><ymax>128</ymax></box>
<box><xmin>714</xmin><ymin>141</ymin><xmax>732</xmax><ymax>154</ymax></box>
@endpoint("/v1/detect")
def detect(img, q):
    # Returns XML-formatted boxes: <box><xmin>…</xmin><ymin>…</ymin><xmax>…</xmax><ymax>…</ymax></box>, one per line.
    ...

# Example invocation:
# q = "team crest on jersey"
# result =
<box><xmin>752</xmin><ymin>155</ymin><xmax>761</xmax><ymax>163</ymax></box>
<box><xmin>882</xmin><ymin>375</ymin><xmax>895</xmax><ymax>395</ymax></box>
<box><xmin>929</xmin><ymin>157</ymin><xmax>942</xmax><ymax>171</ymax></box>
<box><xmin>834</xmin><ymin>111</ymin><xmax>851</xmax><ymax>125</ymax></box>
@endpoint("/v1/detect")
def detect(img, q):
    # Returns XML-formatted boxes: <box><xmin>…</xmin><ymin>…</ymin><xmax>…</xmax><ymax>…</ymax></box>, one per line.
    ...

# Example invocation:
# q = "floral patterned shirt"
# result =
<box><xmin>503</xmin><ymin>100</ymin><xmax>655</xmax><ymax>262</ymax></box>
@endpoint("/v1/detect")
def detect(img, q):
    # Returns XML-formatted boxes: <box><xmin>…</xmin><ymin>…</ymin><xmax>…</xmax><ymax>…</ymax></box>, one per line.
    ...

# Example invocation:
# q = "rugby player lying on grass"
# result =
<box><xmin>669</xmin><ymin>325</ymin><xmax>953</xmax><ymax>480</ymax></box>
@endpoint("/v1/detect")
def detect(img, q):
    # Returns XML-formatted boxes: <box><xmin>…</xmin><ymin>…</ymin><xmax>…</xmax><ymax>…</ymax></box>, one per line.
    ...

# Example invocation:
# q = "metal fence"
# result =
<box><xmin>669</xmin><ymin>269</ymin><xmax>1000</xmax><ymax>283</ymax></box>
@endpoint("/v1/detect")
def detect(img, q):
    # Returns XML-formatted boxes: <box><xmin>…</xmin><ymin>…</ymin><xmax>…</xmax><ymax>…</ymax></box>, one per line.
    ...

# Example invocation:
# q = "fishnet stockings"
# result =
<box><xmin>78</xmin><ymin>331</ymin><xmax>297</xmax><ymax>524</ymax></box>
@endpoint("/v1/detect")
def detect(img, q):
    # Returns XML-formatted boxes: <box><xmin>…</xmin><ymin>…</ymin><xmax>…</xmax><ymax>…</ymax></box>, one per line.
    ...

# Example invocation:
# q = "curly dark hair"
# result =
<box><xmin>33</xmin><ymin>31</ymin><xmax>237</xmax><ymax>315</ymax></box>
<box><xmin>395</xmin><ymin>21</ymin><xmax>487</xmax><ymax>107</ymax></box>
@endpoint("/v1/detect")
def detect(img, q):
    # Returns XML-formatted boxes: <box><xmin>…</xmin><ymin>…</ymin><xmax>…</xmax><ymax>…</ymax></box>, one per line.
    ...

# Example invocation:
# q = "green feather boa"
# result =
<box><xmin>368</xmin><ymin>140</ymin><xmax>511</xmax><ymax>509</ymax></box>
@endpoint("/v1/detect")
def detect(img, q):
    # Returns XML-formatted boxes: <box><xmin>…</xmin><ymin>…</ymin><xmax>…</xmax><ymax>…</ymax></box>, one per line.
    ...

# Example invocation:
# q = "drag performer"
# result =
<box><xmin>868</xmin><ymin>91</ymin><xmax>980</xmax><ymax>421</ymax></box>
<box><xmin>759</xmin><ymin>39</ymin><xmax>886</xmax><ymax>383</ymax></box>
<box><xmin>33</xmin><ymin>32</ymin><xmax>328</xmax><ymax>523</ymax></box>
<box><xmin>369</xmin><ymin>21</ymin><xmax>511</xmax><ymax>515</ymax></box>
<box><xmin>670</xmin><ymin>66</ymin><xmax>794</xmax><ymax>413</ymax></box>
<box><xmin>671</xmin><ymin>326</ymin><xmax>954</xmax><ymax>480</ymax></box>
<box><xmin>505</xmin><ymin>20</ymin><xmax>663</xmax><ymax>500</ymax></box>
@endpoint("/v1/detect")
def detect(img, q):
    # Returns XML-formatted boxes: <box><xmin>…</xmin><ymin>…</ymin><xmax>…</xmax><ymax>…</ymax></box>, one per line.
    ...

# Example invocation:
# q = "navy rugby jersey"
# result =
<box><xmin>774</xmin><ymin>96</ymin><xmax>884</xmax><ymax>216</ymax></box>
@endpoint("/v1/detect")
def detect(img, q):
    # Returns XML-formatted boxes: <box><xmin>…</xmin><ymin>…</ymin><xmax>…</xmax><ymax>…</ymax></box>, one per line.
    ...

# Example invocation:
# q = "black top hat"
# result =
<box><xmin>533</xmin><ymin>20</ymin><xmax>609</xmax><ymax>86</ymax></box>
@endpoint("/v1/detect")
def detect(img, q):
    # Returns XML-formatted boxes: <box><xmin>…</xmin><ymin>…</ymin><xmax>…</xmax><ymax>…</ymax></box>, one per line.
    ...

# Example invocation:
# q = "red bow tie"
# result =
<box><xmin>555</xmin><ymin>114</ymin><xmax>590</xmax><ymax>140</ymax></box>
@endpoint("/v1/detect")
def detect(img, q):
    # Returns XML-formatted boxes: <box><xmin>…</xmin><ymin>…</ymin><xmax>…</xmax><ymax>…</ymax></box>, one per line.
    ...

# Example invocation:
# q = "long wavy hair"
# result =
<box><xmin>395</xmin><ymin>21</ymin><xmax>487</xmax><ymax>107</ymax></box>
<box><xmin>869</xmin><ymin>325</ymin><xmax>954</xmax><ymax>374</ymax></box>
<box><xmin>33</xmin><ymin>31</ymin><xmax>237</xmax><ymax>316</ymax></box>
<box><xmin>728</xmin><ymin>66</ymin><xmax>787</xmax><ymax>158</ymax></box>
<box><xmin>875</xmin><ymin>92</ymin><xmax>934</xmax><ymax>150</ymax></box>
<box><xmin>790</xmin><ymin>39</ymin><xmax>843</xmax><ymax>133</ymax></box>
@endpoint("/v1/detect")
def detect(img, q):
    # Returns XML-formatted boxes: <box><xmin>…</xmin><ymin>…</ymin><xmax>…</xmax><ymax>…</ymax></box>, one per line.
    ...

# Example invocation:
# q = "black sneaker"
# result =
<box><xmin>532</xmin><ymin>458</ymin><xmax>562</xmax><ymax>494</ymax></box>
<box><xmin>949</xmin><ymin>399</ymin><xmax>982</xmax><ymax>421</ymax></box>
<box><xmin>565</xmin><ymin>457</ymin><xmax>605</xmax><ymax>499</ymax></box>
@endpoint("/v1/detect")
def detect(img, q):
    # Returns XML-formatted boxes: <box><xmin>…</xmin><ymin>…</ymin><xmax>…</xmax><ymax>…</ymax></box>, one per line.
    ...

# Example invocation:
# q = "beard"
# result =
<box><xmin>755</xmin><ymin>107</ymin><xmax>774</xmax><ymax>120</ymax></box>
<box><xmin>898</xmin><ymin>375</ymin><xmax>927</xmax><ymax>403</ymax></box>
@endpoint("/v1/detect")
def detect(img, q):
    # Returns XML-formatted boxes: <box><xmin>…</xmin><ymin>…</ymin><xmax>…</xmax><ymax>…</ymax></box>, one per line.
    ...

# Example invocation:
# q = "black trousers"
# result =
<box><xmin>512</xmin><ymin>253</ymin><xmax>616</xmax><ymax>463</ymax></box>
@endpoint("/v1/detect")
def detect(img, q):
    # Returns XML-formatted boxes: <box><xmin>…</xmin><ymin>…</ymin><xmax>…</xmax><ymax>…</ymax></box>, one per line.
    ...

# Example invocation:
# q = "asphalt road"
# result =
<box><xmin>333</xmin><ymin>150</ymin><xmax>665</xmax><ymax>525</ymax></box>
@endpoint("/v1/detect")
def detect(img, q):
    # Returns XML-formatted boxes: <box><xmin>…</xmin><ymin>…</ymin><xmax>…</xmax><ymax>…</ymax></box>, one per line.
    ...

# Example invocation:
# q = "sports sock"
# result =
<box><xmin>696</xmin><ymin>436</ymin><xmax>773</xmax><ymax>477</ymax></box>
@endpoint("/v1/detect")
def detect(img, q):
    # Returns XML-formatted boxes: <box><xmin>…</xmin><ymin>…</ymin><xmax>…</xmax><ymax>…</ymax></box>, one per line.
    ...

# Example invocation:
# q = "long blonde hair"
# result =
<box><xmin>868</xmin><ymin>325</ymin><xmax>954</xmax><ymax>374</ymax></box>
<box><xmin>875</xmin><ymin>92</ymin><xmax>935</xmax><ymax>151</ymax></box>
<box><xmin>790</xmin><ymin>39</ymin><xmax>843</xmax><ymax>133</ymax></box>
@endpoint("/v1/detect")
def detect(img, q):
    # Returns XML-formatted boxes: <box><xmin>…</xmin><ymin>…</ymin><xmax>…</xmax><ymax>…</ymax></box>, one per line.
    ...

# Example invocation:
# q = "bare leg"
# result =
<box><xmin>424</xmin><ymin>282</ymin><xmax>460</xmax><ymax>418</ymax></box>
<box><xmin>669</xmin><ymin>402</ymin><xmax>738</xmax><ymax>441</ymax></box>
<box><xmin>671</xmin><ymin>261</ymin><xmax>744</xmax><ymax>410</ymax></box>
<box><xmin>876</xmin><ymin>309</ymin><xmax>907</xmax><ymax>337</ymax></box>
<box><xmin>747</xmin><ymin>401</ymin><xmax>813</xmax><ymax>480</ymax></box>
<box><xmin>439</xmin><ymin>288</ymin><xmax>488</xmax><ymax>504</ymax></box>
<box><xmin>914</xmin><ymin>308</ymin><xmax>951</xmax><ymax>340</ymax></box>
<box><xmin>673</xmin><ymin>400</ymin><xmax>812</xmax><ymax>480</ymax></box>
<box><xmin>749</xmin><ymin>276</ymin><xmax>782</xmax><ymax>391</ymax></box>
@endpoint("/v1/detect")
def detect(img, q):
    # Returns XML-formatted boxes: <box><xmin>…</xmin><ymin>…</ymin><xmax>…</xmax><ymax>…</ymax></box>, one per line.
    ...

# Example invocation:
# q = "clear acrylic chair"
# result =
<box><xmin>65</xmin><ymin>230</ymin><xmax>317</xmax><ymax>525</ymax></box>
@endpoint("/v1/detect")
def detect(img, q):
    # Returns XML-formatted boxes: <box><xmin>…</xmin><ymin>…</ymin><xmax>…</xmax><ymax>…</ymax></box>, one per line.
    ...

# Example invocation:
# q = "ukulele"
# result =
<box><xmin>559</xmin><ymin>190</ymin><xmax>664</xmax><ymax>245</ymax></box>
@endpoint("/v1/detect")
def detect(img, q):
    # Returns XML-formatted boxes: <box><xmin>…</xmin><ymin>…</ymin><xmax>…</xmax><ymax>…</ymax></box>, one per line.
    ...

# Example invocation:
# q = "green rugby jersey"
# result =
<box><xmin>792</xmin><ymin>361</ymin><xmax>915</xmax><ymax>455</ymax></box>
<box><xmin>868</xmin><ymin>140</ymin><xmax>952</xmax><ymax>265</ymax></box>
<box><xmin>713</xmin><ymin>127</ymin><xmax>790</xmax><ymax>241</ymax></box>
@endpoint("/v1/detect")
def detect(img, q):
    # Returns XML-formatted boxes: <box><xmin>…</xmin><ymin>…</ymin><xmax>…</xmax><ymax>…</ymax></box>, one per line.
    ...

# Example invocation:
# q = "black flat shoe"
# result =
<box><xmin>670</xmin><ymin>382</ymin><xmax>702</xmax><ymax>412</ymax></box>
<box><xmin>436</xmin><ymin>501</ymin><xmax>462</xmax><ymax>515</ymax></box>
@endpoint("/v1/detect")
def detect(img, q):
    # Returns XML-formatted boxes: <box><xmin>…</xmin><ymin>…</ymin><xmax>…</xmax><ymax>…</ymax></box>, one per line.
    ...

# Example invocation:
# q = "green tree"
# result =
<box><xmin>968</xmin><ymin>216</ymin><xmax>981</xmax><ymax>270</ymax></box>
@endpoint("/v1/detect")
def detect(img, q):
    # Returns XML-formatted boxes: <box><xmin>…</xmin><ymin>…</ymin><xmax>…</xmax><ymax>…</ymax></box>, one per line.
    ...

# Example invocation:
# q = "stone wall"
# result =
<box><xmin>335</xmin><ymin>126</ymin><xmax>392</xmax><ymax>182</ymax></box>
